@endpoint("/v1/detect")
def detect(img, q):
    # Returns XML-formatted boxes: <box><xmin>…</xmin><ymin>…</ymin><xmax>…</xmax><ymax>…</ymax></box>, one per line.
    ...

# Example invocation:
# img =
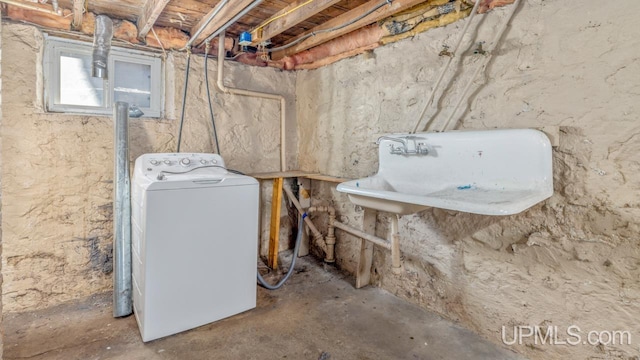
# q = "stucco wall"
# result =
<box><xmin>0</xmin><ymin>13</ymin><xmax>4</xmax><ymax>360</ymax></box>
<box><xmin>296</xmin><ymin>0</ymin><xmax>640</xmax><ymax>359</ymax></box>
<box><xmin>1</xmin><ymin>22</ymin><xmax>296</xmax><ymax>313</ymax></box>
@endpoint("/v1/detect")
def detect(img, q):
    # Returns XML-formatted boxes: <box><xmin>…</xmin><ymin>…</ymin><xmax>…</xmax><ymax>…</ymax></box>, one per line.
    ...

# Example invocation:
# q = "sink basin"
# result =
<box><xmin>336</xmin><ymin>129</ymin><xmax>553</xmax><ymax>216</ymax></box>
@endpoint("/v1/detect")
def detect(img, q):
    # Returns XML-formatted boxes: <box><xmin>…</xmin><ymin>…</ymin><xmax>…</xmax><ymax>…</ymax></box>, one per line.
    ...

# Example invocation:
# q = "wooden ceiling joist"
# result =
<box><xmin>137</xmin><ymin>0</ymin><xmax>171</xmax><ymax>40</ymax></box>
<box><xmin>190</xmin><ymin>0</ymin><xmax>256</xmax><ymax>47</ymax></box>
<box><xmin>71</xmin><ymin>0</ymin><xmax>83</xmax><ymax>30</ymax></box>
<box><xmin>271</xmin><ymin>0</ymin><xmax>434</xmax><ymax>60</ymax></box>
<box><xmin>250</xmin><ymin>0</ymin><xmax>343</xmax><ymax>45</ymax></box>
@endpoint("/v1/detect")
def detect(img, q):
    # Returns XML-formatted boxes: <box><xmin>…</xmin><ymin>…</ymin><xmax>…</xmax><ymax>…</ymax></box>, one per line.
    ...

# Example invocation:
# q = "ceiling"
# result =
<box><xmin>1</xmin><ymin>0</ymin><xmax>514</xmax><ymax>69</ymax></box>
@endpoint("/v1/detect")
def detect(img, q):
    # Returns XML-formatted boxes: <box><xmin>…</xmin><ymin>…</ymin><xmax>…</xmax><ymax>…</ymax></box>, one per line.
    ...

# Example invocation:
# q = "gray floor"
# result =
<box><xmin>4</xmin><ymin>257</ymin><xmax>524</xmax><ymax>360</ymax></box>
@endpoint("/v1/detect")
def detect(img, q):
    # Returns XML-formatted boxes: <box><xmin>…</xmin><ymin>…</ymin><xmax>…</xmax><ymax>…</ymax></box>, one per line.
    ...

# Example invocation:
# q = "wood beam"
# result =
<box><xmin>190</xmin><ymin>0</ymin><xmax>254</xmax><ymax>47</ymax></box>
<box><xmin>250</xmin><ymin>0</ymin><xmax>342</xmax><ymax>45</ymax></box>
<box><xmin>268</xmin><ymin>177</ymin><xmax>284</xmax><ymax>269</ymax></box>
<box><xmin>356</xmin><ymin>209</ymin><xmax>377</xmax><ymax>288</ymax></box>
<box><xmin>137</xmin><ymin>0</ymin><xmax>171</xmax><ymax>40</ymax></box>
<box><xmin>71</xmin><ymin>0</ymin><xmax>83</xmax><ymax>31</ymax></box>
<box><xmin>271</xmin><ymin>0</ymin><xmax>435</xmax><ymax>60</ymax></box>
<box><xmin>5</xmin><ymin>5</ymin><xmax>189</xmax><ymax>50</ymax></box>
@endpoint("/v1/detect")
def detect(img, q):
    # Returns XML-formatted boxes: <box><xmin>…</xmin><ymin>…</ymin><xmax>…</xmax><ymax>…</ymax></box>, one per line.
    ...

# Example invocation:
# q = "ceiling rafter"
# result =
<box><xmin>270</xmin><ymin>0</ymin><xmax>432</xmax><ymax>60</ymax></box>
<box><xmin>190</xmin><ymin>0</ymin><xmax>256</xmax><ymax>47</ymax></box>
<box><xmin>71</xmin><ymin>0</ymin><xmax>83</xmax><ymax>30</ymax></box>
<box><xmin>137</xmin><ymin>0</ymin><xmax>172</xmax><ymax>40</ymax></box>
<box><xmin>250</xmin><ymin>0</ymin><xmax>343</xmax><ymax>45</ymax></box>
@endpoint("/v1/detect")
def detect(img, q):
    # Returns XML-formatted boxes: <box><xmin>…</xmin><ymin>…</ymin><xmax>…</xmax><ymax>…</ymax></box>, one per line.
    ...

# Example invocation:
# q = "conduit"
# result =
<box><xmin>216</xmin><ymin>31</ymin><xmax>288</xmax><ymax>171</ymax></box>
<box><xmin>185</xmin><ymin>0</ymin><xmax>230</xmax><ymax>49</ymax></box>
<box><xmin>439</xmin><ymin>0</ymin><xmax>520</xmax><ymax>131</ymax></box>
<box><xmin>410</xmin><ymin>0</ymin><xmax>481</xmax><ymax>133</ymax></box>
<box><xmin>202</xmin><ymin>0</ymin><xmax>265</xmax><ymax>47</ymax></box>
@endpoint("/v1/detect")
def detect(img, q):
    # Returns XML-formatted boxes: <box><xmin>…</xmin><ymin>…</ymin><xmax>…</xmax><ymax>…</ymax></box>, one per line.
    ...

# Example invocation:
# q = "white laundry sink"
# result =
<box><xmin>336</xmin><ymin>129</ymin><xmax>553</xmax><ymax>216</ymax></box>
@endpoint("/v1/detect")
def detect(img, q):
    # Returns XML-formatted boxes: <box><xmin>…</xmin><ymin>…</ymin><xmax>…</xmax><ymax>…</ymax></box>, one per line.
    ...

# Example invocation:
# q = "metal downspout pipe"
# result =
<box><xmin>113</xmin><ymin>102</ymin><xmax>132</xmax><ymax>317</ymax></box>
<box><xmin>216</xmin><ymin>31</ymin><xmax>287</xmax><ymax>171</ymax></box>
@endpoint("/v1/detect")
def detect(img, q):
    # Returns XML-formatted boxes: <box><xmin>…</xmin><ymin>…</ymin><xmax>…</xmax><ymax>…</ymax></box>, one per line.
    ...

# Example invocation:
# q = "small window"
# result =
<box><xmin>44</xmin><ymin>35</ymin><xmax>163</xmax><ymax>118</ymax></box>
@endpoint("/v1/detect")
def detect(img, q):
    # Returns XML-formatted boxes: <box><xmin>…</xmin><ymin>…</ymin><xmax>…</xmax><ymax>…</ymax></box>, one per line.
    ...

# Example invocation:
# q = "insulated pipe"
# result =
<box><xmin>440</xmin><ymin>0</ymin><xmax>521</xmax><ymax>132</ymax></box>
<box><xmin>282</xmin><ymin>185</ymin><xmax>327</xmax><ymax>252</ymax></box>
<box><xmin>216</xmin><ymin>31</ymin><xmax>287</xmax><ymax>171</ymax></box>
<box><xmin>184</xmin><ymin>0</ymin><xmax>230</xmax><ymax>49</ymax></box>
<box><xmin>410</xmin><ymin>0</ymin><xmax>482</xmax><ymax>133</ymax></box>
<box><xmin>113</xmin><ymin>102</ymin><xmax>133</xmax><ymax>317</ymax></box>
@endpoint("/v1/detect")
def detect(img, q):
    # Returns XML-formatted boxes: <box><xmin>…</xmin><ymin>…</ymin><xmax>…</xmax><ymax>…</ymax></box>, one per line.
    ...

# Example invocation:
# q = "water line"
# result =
<box><xmin>410</xmin><ymin>0</ymin><xmax>481</xmax><ymax>133</ymax></box>
<box><xmin>257</xmin><ymin>214</ymin><xmax>305</xmax><ymax>290</ymax></box>
<box><xmin>439</xmin><ymin>0</ymin><xmax>521</xmax><ymax>132</ymax></box>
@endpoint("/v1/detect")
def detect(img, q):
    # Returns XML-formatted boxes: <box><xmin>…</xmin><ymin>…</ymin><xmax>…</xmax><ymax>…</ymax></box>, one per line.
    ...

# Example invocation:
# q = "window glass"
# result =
<box><xmin>114</xmin><ymin>60</ymin><xmax>151</xmax><ymax>108</ymax></box>
<box><xmin>59</xmin><ymin>52</ymin><xmax>105</xmax><ymax>107</ymax></box>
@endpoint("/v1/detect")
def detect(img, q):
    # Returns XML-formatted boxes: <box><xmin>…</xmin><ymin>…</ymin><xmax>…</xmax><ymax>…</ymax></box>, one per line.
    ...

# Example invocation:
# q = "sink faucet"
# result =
<box><xmin>376</xmin><ymin>135</ymin><xmax>430</xmax><ymax>155</ymax></box>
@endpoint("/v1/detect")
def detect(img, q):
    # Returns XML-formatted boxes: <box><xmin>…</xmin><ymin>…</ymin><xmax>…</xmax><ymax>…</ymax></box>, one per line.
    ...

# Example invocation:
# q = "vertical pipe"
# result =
<box><xmin>113</xmin><ymin>101</ymin><xmax>133</xmax><ymax>317</ymax></box>
<box><xmin>216</xmin><ymin>32</ymin><xmax>287</xmax><ymax>171</ymax></box>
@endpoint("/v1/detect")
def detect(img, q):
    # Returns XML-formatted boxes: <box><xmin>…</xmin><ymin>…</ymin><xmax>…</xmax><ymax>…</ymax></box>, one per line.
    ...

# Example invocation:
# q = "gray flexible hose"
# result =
<box><xmin>257</xmin><ymin>213</ymin><xmax>305</xmax><ymax>290</ymax></box>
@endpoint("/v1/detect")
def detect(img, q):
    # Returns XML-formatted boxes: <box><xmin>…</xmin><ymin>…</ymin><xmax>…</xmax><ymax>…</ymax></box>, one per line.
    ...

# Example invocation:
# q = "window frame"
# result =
<box><xmin>43</xmin><ymin>35</ymin><xmax>164</xmax><ymax>118</ymax></box>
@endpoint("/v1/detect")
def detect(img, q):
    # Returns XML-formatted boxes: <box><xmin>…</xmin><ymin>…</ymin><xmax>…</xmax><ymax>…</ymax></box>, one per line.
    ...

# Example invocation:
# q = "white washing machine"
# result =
<box><xmin>131</xmin><ymin>153</ymin><xmax>258</xmax><ymax>342</ymax></box>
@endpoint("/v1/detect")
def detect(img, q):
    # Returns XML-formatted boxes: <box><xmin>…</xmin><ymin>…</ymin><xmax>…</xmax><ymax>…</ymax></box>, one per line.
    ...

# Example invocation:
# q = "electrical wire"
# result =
<box><xmin>439</xmin><ymin>0</ymin><xmax>521</xmax><ymax>132</ymax></box>
<box><xmin>267</xmin><ymin>0</ymin><xmax>393</xmax><ymax>53</ymax></box>
<box><xmin>176</xmin><ymin>50</ymin><xmax>191</xmax><ymax>152</ymax></box>
<box><xmin>254</xmin><ymin>0</ymin><xmax>315</xmax><ymax>32</ymax></box>
<box><xmin>204</xmin><ymin>43</ymin><xmax>222</xmax><ymax>155</ymax></box>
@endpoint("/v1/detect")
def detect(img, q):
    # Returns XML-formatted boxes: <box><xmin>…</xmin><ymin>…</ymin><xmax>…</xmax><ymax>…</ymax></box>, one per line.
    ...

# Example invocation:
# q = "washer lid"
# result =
<box><xmin>133</xmin><ymin>153</ymin><xmax>257</xmax><ymax>190</ymax></box>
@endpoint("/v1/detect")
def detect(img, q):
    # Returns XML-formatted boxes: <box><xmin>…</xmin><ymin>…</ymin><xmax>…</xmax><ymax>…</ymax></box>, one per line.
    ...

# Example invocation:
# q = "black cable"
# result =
<box><xmin>204</xmin><ymin>47</ymin><xmax>222</xmax><ymax>155</ymax></box>
<box><xmin>176</xmin><ymin>51</ymin><xmax>192</xmax><ymax>152</ymax></box>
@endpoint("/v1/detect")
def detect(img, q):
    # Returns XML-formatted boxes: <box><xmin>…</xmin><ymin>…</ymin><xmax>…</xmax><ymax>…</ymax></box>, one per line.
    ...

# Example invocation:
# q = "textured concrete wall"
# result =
<box><xmin>296</xmin><ymin>1</ymin><xmax>640</xmax><ymax>359</ymax></box>
<box><xmin>1</xmin><ymin>22</ymin><xmax>296</xmax><ymax>313</ymax></box>
<box><xmin>0</xmin><ymin>13</ymin><xmax>4</xmax><ymax>360</ymax></box>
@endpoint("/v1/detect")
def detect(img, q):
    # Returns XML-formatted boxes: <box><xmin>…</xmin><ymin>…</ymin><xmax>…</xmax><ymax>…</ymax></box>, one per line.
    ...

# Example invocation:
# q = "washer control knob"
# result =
<box><xmin>163</xmin><ymin>160</ymin><xmax>171</xmax><ymax>165</ymax></box>
<box><xmin>150</xmin><ymin>159</ymin><xmax>159</xmax><ymax>166</ymax></box>
<box><xmin>180</xmin><ymin>158</ymin><xmax>191</xmax><ymax>166</ymax></box>
<box><xmin>200</xmin><ymin>159</ymin><xmax>208</xmax><ymax>165</ymax></box>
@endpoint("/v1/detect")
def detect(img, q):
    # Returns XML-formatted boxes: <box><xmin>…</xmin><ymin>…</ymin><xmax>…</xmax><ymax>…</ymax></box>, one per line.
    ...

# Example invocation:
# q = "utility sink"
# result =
<box><xmin>337</xmin><ymin>129</ymin><xmax>553</xmax><ymax>216</ymax></box>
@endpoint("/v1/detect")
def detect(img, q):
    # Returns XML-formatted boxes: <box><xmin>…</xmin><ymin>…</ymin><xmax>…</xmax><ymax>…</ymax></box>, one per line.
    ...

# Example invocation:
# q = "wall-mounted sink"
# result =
<box><xmin>337</xmin><ymin>129</ymin><xmax>553</xmax><ymax>216</ymax></box>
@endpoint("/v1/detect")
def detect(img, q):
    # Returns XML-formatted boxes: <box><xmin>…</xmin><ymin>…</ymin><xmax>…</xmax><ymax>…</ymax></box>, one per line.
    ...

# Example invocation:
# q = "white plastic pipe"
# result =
<box><xmin>333</xmin><ymin>220</ymin><xmax>392</xmax><ymax>250</ymax></box>
<box><xmin>410</xmin><ymin>0</ymin><xmax>482</xmax><ymax>133</ymax></box>
<box><xmin>216</xmin><ymin>32</ymin><xmax>287</xmax><ymax>171</ymax></box>
<box><xmin>440</xmin><ymin>0</ymin><xmax>521</xmax><ymax>132</ymax></box>
<box><xmin>282</xmin><ymin>185</ymin><xmax>327</xmax><ymax>252</ymax></box>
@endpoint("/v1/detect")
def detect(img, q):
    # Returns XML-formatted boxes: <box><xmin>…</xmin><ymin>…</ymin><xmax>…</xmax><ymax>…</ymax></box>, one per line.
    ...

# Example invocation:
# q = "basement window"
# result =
<box><xmin>43</xmin><ymin>35</ymin><xmax>163</xmax><ymax>118</ymax></box>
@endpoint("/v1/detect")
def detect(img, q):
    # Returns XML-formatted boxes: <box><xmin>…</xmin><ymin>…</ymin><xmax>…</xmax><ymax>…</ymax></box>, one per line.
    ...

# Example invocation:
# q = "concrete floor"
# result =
<box><xmin>4</xmin><ymin>257</ymin><xmax>525</xmax><ymax>360</ymax></box>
